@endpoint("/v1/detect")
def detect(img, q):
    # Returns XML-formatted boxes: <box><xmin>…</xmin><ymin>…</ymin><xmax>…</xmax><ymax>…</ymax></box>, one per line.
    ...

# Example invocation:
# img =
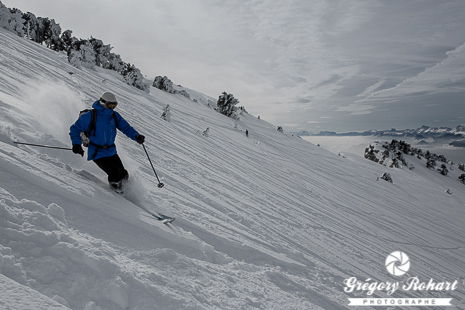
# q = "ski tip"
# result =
<box><xmin>152</xmin><ymin>213</ymin><xmax>175</xmax><ymax>224</ymax></box>
<box><xmin>161</xmin><ymin>218</ymin><xmax>175</xmax><ymax>224</ymax></box>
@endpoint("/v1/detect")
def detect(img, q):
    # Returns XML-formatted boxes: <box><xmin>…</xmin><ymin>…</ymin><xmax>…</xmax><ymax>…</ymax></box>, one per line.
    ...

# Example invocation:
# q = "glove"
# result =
<box><xmin>72</xmin><ymin>144</ymin><xmax>84</xmax><ymax>157</ymax></box>
<box><xmin>135</xmin><ymin>134</ymin><xmax>145</xmax><ymax>144</ymax></box>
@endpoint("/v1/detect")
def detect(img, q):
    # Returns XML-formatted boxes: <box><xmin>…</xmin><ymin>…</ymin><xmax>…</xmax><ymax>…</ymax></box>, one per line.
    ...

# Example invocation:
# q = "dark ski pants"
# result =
<box><xmin>93</xmin><ymin>154</ymin><xmax>129</xmax><ymax>186</ymax></box>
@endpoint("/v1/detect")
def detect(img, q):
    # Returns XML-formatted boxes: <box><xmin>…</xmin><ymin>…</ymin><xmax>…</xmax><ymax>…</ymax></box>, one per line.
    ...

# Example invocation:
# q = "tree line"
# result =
<box><xmin>0</xmin><ymin>1</ymin><xmax>254</xmax><ymax>123</ymax></box>
<box><xmin>0</xmin><ymin>1</ymin><xmax>148</xmax><ymax>91</ymax></box>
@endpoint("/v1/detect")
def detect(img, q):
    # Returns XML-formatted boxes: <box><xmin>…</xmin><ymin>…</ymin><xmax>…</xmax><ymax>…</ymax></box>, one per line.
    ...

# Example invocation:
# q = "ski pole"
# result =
<box><xmin>141</xmin><ymin>143</ymin><xmax>164</xmax><ymax>188</ymax></box>
<box><xmin>14</xmin><ymin>141</ymin><xmax>73</xmax><ymax>151</ymax></box>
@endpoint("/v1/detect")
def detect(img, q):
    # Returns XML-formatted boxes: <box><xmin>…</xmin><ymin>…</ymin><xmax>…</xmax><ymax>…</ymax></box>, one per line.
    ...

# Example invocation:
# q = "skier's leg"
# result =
<box><xmin>112</xmin><ymin>154</ymin><xmax>129</xmax><ymax>182</ymax></box>
<box><xmin>93</xmin><ymin>155</ymin><xmax>128</xmax><ymax>190</ymax></box>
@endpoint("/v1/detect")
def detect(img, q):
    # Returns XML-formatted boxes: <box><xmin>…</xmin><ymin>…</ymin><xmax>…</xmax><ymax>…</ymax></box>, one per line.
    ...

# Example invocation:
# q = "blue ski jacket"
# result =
<box><xmin>69</xmin><ymin>100</ymin><xmax>140</xmax><ymax>161</ymax></box>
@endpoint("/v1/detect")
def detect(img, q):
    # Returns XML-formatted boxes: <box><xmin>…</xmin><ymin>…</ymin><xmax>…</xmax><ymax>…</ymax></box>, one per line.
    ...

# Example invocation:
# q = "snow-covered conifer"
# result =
<box><xmin>217</xmin><ymin>92</ymin><xmax>239</xmax><ymax>119</ymax></box>
<box><xmin>107</xmin><ymin>53</ymin><xmax>125</xmax><ymax>72</ymax></box>
<box><xmin>426</xmin><ymin>159</ymin><xmax>436</xmax><ymax>169</ymax></box>
<box><xmin>34</xmin><ymin>17</ymin><xmax>50</xmax><ymax>44</ymax></box>
<box><xmin>68</xmin><ymin>49</ymin><xmax>82</xmax><ymax>69</ymax></box>
<box><xmin>61</xmin><ymin>29</ymin><xmax>74</xmax><ymax>50</ymax></box>
<box><xmin>123</xmin><ymin>64</ymin><xmax>149</xmax><ymax>92</ymax></box>
<box><xmin>67</xmin><ymin>39</ymin><xmax>87</xmax><ymax>69</ymax></box>
<box><xmin>179</xmin><ymin>90</ymin><xmax>190</xmax><ymax>99</ymax></box>
<box><xmin>380</xmin><ymin>172</ymin><xmax>393</xmax><ymax>183</ymax></box>
<box><xmin>459</xmin><ymin>174</ymin><xmax>465</xmax><ymax>184</ymax></box>
<box><xmin>364</xmin><ymin>145</ymin><xmax>379</xmax><ymax>163</ymax></box>
<box><xmin>43</xmin><ymin>19</ymin><xmax>62</xmax><ymax>50</ymax></box>
<box><xmin>0</xmin><ymin>2</ymin><xmax>11</xmax><ymax>30</ymax></box>
<box><xmin>153</xmin><ymin>76</ymin><xmax>176</xmax><ymax>94</ymax></box>
<box><xmin>22</xmin><ymin>12</ymin><xmax>38</xmax><ymax>41</ymax></box>
<box><xmin>8</xmin><ymin>8</ymin><xmax>25</xmax><ymax>37</ymax></box>
<box><xmin>79</xmin><ymin>41</ymin><xmax>96</xmax><ymax>69</ymax></box>
<box><xmin>90</xmin><ymin>37</ymin><xmax>112</xmax><ymax>68</ymax></box>
<box><xmin>161</xmin><ymin>104</ymin><xmax>171</xmax><ymax>122</ymax></box>
<box><xmin>438</xmin><ymin>164</ymin><xmax>448</xmax><ymax>176</ymax></box>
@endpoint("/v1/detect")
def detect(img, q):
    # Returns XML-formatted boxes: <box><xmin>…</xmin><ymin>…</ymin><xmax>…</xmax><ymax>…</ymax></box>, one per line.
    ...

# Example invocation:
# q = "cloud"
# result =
<box><xmin>356</xmin><ymin>80</ymin><xmax>386</xmax><ymax>99</ymax></box>
<box><xmin>6</xmin><ymin>0</ymin><xmax>465</xmax><ymax>132</ymax></box>
<box><xmin>336</xmin><ymin>103</ymin><xmax>375</xmax><ymax>116</ymax></box>
<box><xmin>356</xmin><ymin>42</ymin><xmax>465</xmax><ymax>104</ymax></box>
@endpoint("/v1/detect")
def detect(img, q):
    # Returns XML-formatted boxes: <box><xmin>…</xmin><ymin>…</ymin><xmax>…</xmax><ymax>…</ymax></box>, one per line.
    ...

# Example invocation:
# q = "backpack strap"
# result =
<box><xmin>88</xmin><ymin>109</ymin><xmax>98</xmax><ymax>137</ymax></box>
<box><xmin>81</xmin><ymin>109</ymin><xmax>97</xmax><ymax>138</ymax></box>
<box><xmin>112</xmin><ymin>111</ymin><xmax>119</xmax><ymax>129</ymax></box>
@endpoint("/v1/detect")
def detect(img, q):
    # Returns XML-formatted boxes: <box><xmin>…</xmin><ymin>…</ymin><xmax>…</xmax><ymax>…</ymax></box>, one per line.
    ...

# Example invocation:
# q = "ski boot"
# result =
<box><xmin>109</xmin><ymin>180</ymin><xmax>124</xmax><ymax>194</ymax></box>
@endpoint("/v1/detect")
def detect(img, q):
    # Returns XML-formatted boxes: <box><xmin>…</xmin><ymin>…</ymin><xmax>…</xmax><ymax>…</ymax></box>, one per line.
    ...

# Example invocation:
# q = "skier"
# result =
<box><xmin>69</xmin><ymin>91</ymin><xmax>145</xmax><ymax>192</ymax></box>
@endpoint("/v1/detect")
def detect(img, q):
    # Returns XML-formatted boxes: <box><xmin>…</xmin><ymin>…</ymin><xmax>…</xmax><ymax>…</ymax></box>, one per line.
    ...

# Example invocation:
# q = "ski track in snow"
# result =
<box><xmin>0</xmin><ymin>28</ymin><xmax>465</xmax><ymax>309</ymax></box>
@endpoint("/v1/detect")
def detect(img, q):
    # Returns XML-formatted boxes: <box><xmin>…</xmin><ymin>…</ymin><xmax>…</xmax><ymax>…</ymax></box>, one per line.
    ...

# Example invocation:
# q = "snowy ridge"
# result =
<box><xmin>1</xmin><ymin>28</ymin><xmax>465</xmax><ymax>309</ymax></box>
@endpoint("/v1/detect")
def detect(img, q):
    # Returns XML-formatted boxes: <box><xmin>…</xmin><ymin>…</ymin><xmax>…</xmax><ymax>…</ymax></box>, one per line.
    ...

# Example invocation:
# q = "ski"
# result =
<box><xmin>76</xmin><ymin>170</ymin><xmax>174</xmax><ymax>224</ymax></box>
<box><xmin>124</xmin><ymin>199</ymin><xmax>175</xmax><ymax>224</ymax></box>
<box><xmin>149</xmin><ymin>212</ymin><xmax>175</xmax><ymax>224</ymax></box>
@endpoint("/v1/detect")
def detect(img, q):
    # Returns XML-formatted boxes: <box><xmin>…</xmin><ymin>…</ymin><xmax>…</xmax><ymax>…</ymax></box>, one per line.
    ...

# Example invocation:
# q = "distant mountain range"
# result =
<box><xmin>296</xmin><ymin>125</ymin><xmax>465</xmax><ymax>139</ymax></box>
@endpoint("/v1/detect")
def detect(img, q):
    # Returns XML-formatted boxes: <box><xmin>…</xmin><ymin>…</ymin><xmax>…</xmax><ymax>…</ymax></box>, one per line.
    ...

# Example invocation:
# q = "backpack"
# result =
<box><xmin>78</xmin><ymin>108</ymin><xmax>118</xmax><ymax>147</ymax></box>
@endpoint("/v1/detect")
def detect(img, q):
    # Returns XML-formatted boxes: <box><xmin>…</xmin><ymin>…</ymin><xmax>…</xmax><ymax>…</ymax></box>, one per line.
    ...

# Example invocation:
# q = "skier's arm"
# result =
<box><xmin>114</xmin><ymin>112</ymin><xmax>140</xmax><ymax>141</ymax></box>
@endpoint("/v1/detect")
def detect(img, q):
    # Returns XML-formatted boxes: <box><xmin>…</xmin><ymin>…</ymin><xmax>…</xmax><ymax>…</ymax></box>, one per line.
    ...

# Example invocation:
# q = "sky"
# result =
<box><xmin>4</xmin><ymin>0</ymin><xmax>465</xmax><ymax>132</ymax></box>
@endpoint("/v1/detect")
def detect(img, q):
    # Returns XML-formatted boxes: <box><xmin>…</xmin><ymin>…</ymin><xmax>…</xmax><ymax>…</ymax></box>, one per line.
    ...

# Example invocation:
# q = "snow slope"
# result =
<box><xmin>0</xmin><ymin>28</ymin><xmax>464</xmax><ymax>310</ymax></box>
